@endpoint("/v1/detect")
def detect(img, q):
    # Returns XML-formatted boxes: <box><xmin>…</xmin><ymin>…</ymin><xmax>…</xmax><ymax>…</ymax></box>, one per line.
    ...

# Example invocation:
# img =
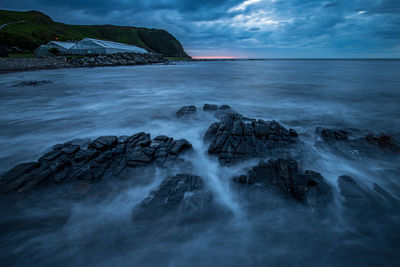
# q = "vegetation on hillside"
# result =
<box><xmin>0</xmin><ymin>10</ymin><xmax>190</xmax><ymax>58</ymax></box>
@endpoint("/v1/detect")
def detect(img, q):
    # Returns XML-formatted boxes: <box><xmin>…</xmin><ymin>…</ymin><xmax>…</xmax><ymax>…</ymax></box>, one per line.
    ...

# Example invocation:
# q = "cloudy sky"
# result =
<box><xmin>2</xmin><ymin>0</ymin><xmax>400</xmax><ymax>58</ymax></box>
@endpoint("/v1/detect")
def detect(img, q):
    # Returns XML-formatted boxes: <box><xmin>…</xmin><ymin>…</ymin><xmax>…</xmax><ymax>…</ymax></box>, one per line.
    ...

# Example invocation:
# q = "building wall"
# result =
<box><xmin>35</xmin><ymin>44</ymin><xmax>69</xmax><ymax>57</ymax></box>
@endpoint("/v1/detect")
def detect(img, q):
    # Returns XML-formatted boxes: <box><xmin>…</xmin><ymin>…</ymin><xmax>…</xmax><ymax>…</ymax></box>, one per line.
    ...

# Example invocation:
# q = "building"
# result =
<box><xmin>69</xmin><ymin>38</ymin><xmax>148</xmax><ymax>55</ymax></box>
<box><xmin>35</xmin><ymin>38</ymin><xmax>149</xmax><ymax>57</ymax></box>
<box><xmin>35</xmin><ymin>41</ymin><xmax>76</xmax><ymax>56</ymax></box>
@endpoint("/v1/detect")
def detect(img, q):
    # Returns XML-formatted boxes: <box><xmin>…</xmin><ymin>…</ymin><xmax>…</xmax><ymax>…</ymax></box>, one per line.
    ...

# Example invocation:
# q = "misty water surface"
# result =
<box><xmin>0</xmin><ymin>60</ymin><xmax>399</xmax><ymax>266</ymax></box>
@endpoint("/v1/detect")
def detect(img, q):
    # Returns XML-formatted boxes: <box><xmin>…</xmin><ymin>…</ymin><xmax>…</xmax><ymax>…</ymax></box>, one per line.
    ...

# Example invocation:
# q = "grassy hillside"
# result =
<box><xmin>0</xmin><ymin>10</ymin><xmax>190</xmax><ymax>58</ymax></box>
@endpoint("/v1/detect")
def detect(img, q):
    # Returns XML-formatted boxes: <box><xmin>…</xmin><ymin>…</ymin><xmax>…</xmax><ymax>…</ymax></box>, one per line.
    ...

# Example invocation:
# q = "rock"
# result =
<box><xmin>203</xmin><ymin>104</ymin><xmax>218</xmax><ymax>111</ymax></box>
<box><xmin>338</xmin><ymin>175</ymin><xmax>400</xmax><ymax>231</ymax></box>
<box><xmin>365</xmin><ymin>133</ymin><xmax>399</xmax><ymax>152</ymax></box>
<box><xmin>0</xmin><ymin>133</ymin><xmax>192</xmax><ymax>193</ymax></box>
<box><xmin>233</xmin><ymin>158</ymin><xmax>332</xmax><ymax>207</ymax></box>
<box><xmin>204</xmin><ymin>113</ymin><xmax>299</xmax><ymax>164</ymax></box>
<box><xmin>316</xmin><ymin>127</ymin><xmax>399</xmax><ymax>158</ymax></box>
<box><xmin>316</xmin><ymin>127</ymin><xmax>349</xmax><ymax>141</ymax></box>
<box><xmin>133</xmin><ymin>173</ymin><xmax>217</xmax><ymax>221</ymax></box>
<box><xmin>218</xmin><ymin>104</ymin><xmax>231</xmax><ymax>110</ymax></box>
<box><xmin>176</xmin><ymin>105</ymin><xmax>196</xmax><ymax>118</ymax></box>
<box><xmin>14</xmin><ymin>80</ymin><xmax>53</xmax><ymax>87</ymax></box>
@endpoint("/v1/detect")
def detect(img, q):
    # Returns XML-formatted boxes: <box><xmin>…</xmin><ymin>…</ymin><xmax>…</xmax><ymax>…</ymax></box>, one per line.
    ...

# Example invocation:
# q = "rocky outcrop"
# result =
<box><xmin>133</xmin><ymin>173</ymin><xmax>217</xmax><ymax>221</ymax></box>
<box><xmin>67</xmin><ymin>52</ymin><xmax>165</xmax><ymax>67</ymax></box>
<box><xmin>203</xmin><ymin>104</ymin><xmax>231</xmax><ymax>111</ymax></box>
<box><xmin>316</xmin><ymin>127</ymin><xmax>399</xmax><ymax>158</ymax></box>
<box><xmin>204</xmin><ymin>113</ymin><xmax>299</xmax><ymax>164</ymax></box>
<box><xmin>0</xmin><ymin>132</ymin><xmax>192</xmax><ymax>193</ymax></box>
<box><xmin>338</xmin><ymin>175</ymin><xmax>400</xmax><ymax>231</ymax></box>
<box><xmin>0</xmin><ymin>52</ymin><xmax>165</xmax><ymax>73</ymax></box>
<box><xmin>233</xmin><ymin>158</ymin><xmax>332</xmax><ymax>207</ymax></box>
<box><xmin>176</xmin><ymin>105</ymin><xmax>196</xmax><ymax>118</ymax></box>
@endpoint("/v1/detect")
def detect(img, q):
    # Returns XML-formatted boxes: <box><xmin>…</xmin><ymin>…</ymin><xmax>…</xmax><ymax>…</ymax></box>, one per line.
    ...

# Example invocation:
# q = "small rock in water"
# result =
<box><xmin>176</xmin><ymin>105</ymin><xmax>196</xmax><ymax>118</ymax></box>
<box><xmin>14</xmin><ymin>80</ymin><xmax>53</xmax><ymax>87</ymax></box>
<box><xmin>203</xmin><ymin>104</ymin><xmax>218</xmax><ymax>111</ymax></box>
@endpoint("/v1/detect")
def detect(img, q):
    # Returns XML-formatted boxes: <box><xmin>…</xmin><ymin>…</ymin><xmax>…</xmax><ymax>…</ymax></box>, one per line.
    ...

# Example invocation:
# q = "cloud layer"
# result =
<box><xmin>2</xmin><ymin>0</ymin><xmax>399</xmax><ymax>57</ymax></box>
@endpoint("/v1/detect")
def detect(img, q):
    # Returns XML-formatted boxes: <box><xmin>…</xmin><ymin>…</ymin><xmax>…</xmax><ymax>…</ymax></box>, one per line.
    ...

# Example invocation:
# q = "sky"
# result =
<box><xmin>1</xmin><ymin>0</ymin><xmax>400</xmax><ymax>58</ymax></box>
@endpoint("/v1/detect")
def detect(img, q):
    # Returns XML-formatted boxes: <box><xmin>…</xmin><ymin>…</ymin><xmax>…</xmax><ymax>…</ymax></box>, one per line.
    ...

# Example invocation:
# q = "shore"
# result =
<box><xmin>0</xmin><ymin>52</ymin><xmax>166</xmax><ymax>73</ymax></box>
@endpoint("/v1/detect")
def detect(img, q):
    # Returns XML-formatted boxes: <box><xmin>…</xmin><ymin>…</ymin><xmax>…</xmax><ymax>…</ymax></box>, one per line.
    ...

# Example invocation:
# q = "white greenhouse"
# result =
<box><xmin>35</xmin><ymin>38</ymin><xmax>149</xmax><ymax>56</ymax></box>
<box><xmin>68</xmin><ymin>38</ymin><xmax>148</xmax><ymax>55</ymax></box>
<box><xmin>35</xmin><ymin>41</ymin><xmax>76</xmax><ymax>56</ymax></box>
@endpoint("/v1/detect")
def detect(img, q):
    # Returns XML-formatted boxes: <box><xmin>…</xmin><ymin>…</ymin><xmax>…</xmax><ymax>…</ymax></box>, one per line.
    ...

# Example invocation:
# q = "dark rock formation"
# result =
<box><xmin>204</xmin><ymin>113</ymin><xmax>299</xmax><ymax>164</ymax></box>
<box><xmin>14</xmin><ymin>80</ymin><xmax>53</xmax><ymax>87</ymax></box>
<box><xmin>0</xmin><ymin>53</ymin><xmax>165</xmax><ymax>73</ymax></box>
<box><xmin>203</xmin><ymin>104</ymin><xmax>218</xmax><ymax>111</ymax></box>
<box><xmin>176</xmin><ymin>105</ymin><xmax>196</xmax><ymax>118</ymax></box>
<box><xmin>67</xmin><ymin>53</ymin><xmax>165</xmax><ymax>67</ymax></box>
<box><xmin>338</xmin><ymin>175</ymin><xmax>400</xmax><ymax>232</ymax></box>
<box><xmin>233</xmin><ymin>158</ymin><xmax>332</xmax><ymax>207</ymax></box>
<box><xmin>316</xmin><ymin>127</ymin><xmax>399</xmax><ymax>157</ymax></box>
<box><xmin>133</xmin><ymin>173</ymin><xmax>217</xmax><ymax>221</ymax></box>
<box><xmin>0</xmin><ymin>132</ymin><xmax>192</xmax><ymax>193</ymax></box>
<box><xmin>365</xmin><ymin>133</ymin><xmax>399</xmax><ymax>152</ymax></box>
<box><xmin>203</xmin><ymin>104</ymin><xmax>231</xmax><ymax>111</ymax></box>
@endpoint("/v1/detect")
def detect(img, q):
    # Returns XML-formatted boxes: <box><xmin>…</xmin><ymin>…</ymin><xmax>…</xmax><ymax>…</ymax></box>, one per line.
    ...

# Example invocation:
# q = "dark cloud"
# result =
<box><xmin>1</xmin><ymin>0</ymin><xmax>399</xmax><ymax>57</ymax></box>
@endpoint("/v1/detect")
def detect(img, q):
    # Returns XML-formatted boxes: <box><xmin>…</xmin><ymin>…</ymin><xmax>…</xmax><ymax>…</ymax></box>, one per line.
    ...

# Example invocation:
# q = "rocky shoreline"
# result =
<box><xmin>1</xmin><ymin>104</ymin><xmax>399</xmax><ymax>222</ymax></box>
<box><xmin>0</xmin><ymin>52</ymin><xmax>167</xmax><ymax>73</ymax></box>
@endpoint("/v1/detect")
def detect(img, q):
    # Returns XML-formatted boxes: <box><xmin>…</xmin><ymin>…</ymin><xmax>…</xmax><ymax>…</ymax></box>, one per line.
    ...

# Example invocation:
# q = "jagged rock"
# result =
<box><xmin>133</xmin><ymin>173</ymin><xmax>216</xmax><ymax>221</ymax></box>
<box><xmin>203</xmin><ymin>104</ymin><xmax>232</xmax><ymax>118</ymax></box>
<box><xmin>176</xmin><ymin>105</ymin><xmax>196</xmax><ymax>118</ymax></box>
<box><xmin>204</xmin><ymin>113</ymin><xmax>299</xmax><ymax>164</ymax></box>
<box><xmin>338</xmin><ymin>175</ymin><xmax>400</xmax><ymax>231</ymax></box>
<box><xmin>0</xmin><ymin>132</ymin><xmax>192</xmax><ymax>193</ymax></box>
<box><xmin>365</xmin><ymin>133</ymin><xmax>399</xmax><ymax>152</ymax></box>
<box><xmin>316</xmin><ymin>127</ymin><xmax>399</xmax><ymax>158</ymax></box>
<box><xmin>316</xmin><ymin>127</ymin><xmax>349</xmax><ymax>141</ymax></box>
<box><xmin>233</xmin><ymin>158</ymin><xmax>332</xmax><ymax>207</ymax></box>
<box><xmin>203</xmin><ymin>104</ymin><xmax>218</xmax><ymax>111</ymax></box>
<box><xmin>218</xmin><ymin>104</ymin><xmax>231</xmax><ymax>110</ymax></box>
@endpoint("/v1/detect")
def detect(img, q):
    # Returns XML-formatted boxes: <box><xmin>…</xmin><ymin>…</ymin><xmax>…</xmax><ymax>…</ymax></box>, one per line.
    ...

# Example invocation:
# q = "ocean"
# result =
<box><xmin>0</xmin><ymin>59</ymin><xmax>399</xmax><ymax>266</ymax></box>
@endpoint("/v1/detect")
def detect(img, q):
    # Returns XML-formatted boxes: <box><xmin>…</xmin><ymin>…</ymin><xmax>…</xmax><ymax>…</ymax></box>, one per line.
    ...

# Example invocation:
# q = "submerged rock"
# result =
<box><xmin>316</xmin><ymin>127</ymin><xmax>399</xmax><ymax>158</ymax></box>
<box><xmin>0</xmin><ymin>133</ymin><xmax>192</xmax><ymax>193</ymax></box>
<box><xmin>133</xmin><ymin>173</ymin><xmax>219</xmax><ymax>221</ymax></box>
<box><xmin>204</xmin><ymin>113</ymin><xmax>299</xmax><ymax>164</ymax></box>
<box><xmin>203</xmin><ymin>103</ymin><xmax>231</xmax><ymax>111</ymax></box>
<box><xmin>176</xmin><ymin>105</ymin><xmax>197</xmax><ymax>118</ymax></box>
<box><xmin>338</xmin><ymin>175</ymin><xmax>400</xmax><ymax>232</ymax></box>
<box><xmin>14</xmin><ymin>80</ymin><xmax>53</xmax><ymax>87</ymax></box>
<box><xmin>233</xmin><ymin>158</ymin><xmax>332</xmax><ymax>207</ymax></box>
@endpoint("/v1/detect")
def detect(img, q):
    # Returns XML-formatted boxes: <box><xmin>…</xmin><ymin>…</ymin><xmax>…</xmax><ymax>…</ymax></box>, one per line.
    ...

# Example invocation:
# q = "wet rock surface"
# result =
<box><xmin>233</xmin><ymin>158</ymin><xmax>332</xmax><ymax>207</ymax></box>
<box><xmin>204</xmin><ymin>113</ymin><xmax>299</xmax><ymax>164</ymax></box>
<box><xmin>338</xmin><ymin>175</ymin><xmax>400</xmax><ymax>233</ymax></box>
<box><xmin>316</xmin><ymin>127</ymin><xmax>400</xmax><ymax>158</ymax></box>
<box><xmin>0</xmin><ymin>132</ymin><xmax>192</xmax><ymax>193</ymax></box>
<box><xmin>176</xmin><ymin>105</ymin><xmax>196</xmax><ymax>117</ymax></box>
<box><xmin>133</xmin><ymin>173</ymin><xmax>218</xmax><ymax>221</ymax></box>
<box><xmin>0</xmin><ymin>53</ymin><xmax>165</xmax><ymax>73</ymax></box>
<box><xmin>203</xmin><ymin>103</ymin><xmax>231</xmax><ymax>111</ymax></box>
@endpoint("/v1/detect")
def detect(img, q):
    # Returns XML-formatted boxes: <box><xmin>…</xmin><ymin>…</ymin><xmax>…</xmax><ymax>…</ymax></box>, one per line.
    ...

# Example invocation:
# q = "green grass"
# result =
<box><xmin>0</xmin><ymin>9</ymin><xmax>191</xmax><ymax>58</ymax></box>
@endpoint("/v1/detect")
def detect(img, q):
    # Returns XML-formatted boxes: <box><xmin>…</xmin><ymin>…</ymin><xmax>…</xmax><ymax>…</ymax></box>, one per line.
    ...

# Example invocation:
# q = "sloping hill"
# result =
<box><xmin>0</xmin><ymin>10</ymin><xmax>190</xmax><ymax>58</ymax></box>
